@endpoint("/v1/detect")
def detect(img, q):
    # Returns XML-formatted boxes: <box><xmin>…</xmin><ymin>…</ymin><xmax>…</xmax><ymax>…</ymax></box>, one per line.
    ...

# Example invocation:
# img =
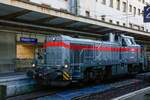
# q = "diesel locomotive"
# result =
<box><xmin>28</xmin><ymin>33</ymin><xmax>149</xmax><ymax>85</ymax></box>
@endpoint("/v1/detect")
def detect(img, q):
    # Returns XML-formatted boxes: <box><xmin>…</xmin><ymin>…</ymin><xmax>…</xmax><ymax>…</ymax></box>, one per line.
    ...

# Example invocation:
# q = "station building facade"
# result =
<box><xmin>31</xmin><ymin>0</ymin><xmax>150</xmax><ymax>31</ymax></box>
<box><xmin>77</xmin><ymin>0</ymin><xmax>150</xmax><ymax>31</ymax></box>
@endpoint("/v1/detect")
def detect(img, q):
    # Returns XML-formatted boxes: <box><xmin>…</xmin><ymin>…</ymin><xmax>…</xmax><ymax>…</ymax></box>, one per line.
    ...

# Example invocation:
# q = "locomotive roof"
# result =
<box><xmin>61</xmin><ymin>35</ymin><xmax>118</xmax><ymax>45</ymax></box>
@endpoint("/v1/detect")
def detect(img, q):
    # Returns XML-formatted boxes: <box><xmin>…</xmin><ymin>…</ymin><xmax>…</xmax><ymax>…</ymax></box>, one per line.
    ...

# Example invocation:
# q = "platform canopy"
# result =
<box><xmin>0</xmin><ymin>0</ymin><xmax>150</xmax><ymax>44</ymax></box>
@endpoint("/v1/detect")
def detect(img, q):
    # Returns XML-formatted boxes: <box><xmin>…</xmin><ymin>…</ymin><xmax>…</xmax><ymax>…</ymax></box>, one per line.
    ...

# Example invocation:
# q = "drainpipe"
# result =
<box><xmin>76</xmin><ymin>0</ymin><xmax>80</xmax><ymax>16</ymax></box>
<box><xmin>126</xmin><ymin>0</ymin><xmax>129</xmax><ymax>27</ymax></box>
<box><xmin>70</xmin><ymin>0</ymin><xmax>79</xmax><ymax>15</ymax></box>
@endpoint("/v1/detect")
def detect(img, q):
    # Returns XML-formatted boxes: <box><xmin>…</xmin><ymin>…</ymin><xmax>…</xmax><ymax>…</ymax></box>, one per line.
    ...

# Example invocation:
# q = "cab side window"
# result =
<box><xmin>122</xmin><ymin>39</ymin><xmax>127</xmax><ymax>47</ymax></box>
<box><xmin>130</xmin><ymin>38</ymin><xmax>136</xmax><ymax>45</ymax></box>
<box><xmin>114</xmin><ymin>35</ymin><xmax>119</xmax><ymax>42</ymax></box>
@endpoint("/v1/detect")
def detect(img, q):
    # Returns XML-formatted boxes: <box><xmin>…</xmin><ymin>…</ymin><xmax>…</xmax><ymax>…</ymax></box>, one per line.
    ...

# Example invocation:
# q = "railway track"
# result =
<box><xmin>6</xmin><ymin>82</ymin><xmax>93</xmax><ymax>100</ymax></box>
<box><xmin>73</xmin><ymin>80</ymin><xmax>149</xmax><ymax>100</ymax></box>
<box><xmin>7</xmin><ymin>76</ymin><xmax>150</xmax><ymax>100</ymax></box>
<box><xmin>72</xmin><ymin>72</ymin><xmax>150</xmax><ymax>100</ymax></box>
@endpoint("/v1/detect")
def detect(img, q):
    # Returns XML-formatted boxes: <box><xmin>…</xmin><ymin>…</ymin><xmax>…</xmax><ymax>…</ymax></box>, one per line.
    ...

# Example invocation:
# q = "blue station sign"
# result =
<box><xmin>144</xmin><ymin>6</ymin><xmax>150</xmax><ymax>22</ymax></box>
<box><xmin>20</xmin><ymin>37</ymin><xmax>38</xmax><ymax>44</ymax></box>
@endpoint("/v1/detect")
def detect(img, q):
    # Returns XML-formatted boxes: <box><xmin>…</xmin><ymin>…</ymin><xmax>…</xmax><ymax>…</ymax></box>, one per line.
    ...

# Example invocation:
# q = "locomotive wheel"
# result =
<box><xmin>138</xmin><ymin>63</ymin><xmax>144</xmax><ymax>72</ymax></box>
<box><xmin>128</xmin><ymin>64</ymin><xmax>139</xmax><ymax>75</ymax></box>
<box><xmin>84</xmin><ymin>68</ymin><xmax>94</xmax><ymax>82</ymax></box>
<box><xmin>104</xmin><ymin>66</ymin><xmax>112</xmax><ymax>80</ymax></box>
<box><xmin>95</xmin><ymin>69</ymin><xmax>104</xmax><ymax>82</ymax></box>
<box><xmin>84</xmin><ymin>68</ymin><xmax>104</xmax><ymax>83</ymax></box>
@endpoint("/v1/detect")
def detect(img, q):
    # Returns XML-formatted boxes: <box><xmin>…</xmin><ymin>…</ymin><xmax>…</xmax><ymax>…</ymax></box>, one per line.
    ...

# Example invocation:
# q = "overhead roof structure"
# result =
<box><xmin>0</xmin><ymin>0</ymin><xmax>150</xmax><ymax>44</ymax></box>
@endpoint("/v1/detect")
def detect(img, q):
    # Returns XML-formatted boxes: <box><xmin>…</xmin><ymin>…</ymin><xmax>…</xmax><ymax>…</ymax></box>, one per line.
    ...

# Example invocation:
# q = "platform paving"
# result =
<box><xmin>0</xmin><ymin>72</ymin><xmax>37</xmax><ymax>97</ymax></box>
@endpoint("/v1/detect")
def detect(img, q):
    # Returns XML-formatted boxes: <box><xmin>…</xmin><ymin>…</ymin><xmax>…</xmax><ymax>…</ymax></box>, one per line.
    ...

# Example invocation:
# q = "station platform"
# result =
<box><xmin>0</xmin><ymin>72</ymin><xmax>27</xmax><ymax>82</ymax></box>
<box><xmin>0</xmin><ymin>72</ymin><xmax>37</xmax><ymax>97</ymax></box>
<box><xmin>136</xmin><ymin>72</ymin><xmax>150</xmax><ymax>82</ymax></box>
<box><xmin>113</xmin><ymin>87</ymin><xmax>150</xmax><ymax>100</ymax></box>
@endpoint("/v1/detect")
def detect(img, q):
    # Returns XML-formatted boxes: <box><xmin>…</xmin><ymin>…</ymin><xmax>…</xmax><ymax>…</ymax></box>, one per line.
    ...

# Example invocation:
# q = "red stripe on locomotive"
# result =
<box><xmin>44</xmin><ymin>42</ymin><xmax>140</xmax><ymax>52</ymax></box>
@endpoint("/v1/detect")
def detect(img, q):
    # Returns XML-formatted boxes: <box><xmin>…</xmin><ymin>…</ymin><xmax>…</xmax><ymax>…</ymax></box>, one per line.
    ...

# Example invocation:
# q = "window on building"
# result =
<box><xmin>109</xmin><ymin>19</ymin><xmax>113</xmax><ymax>23</ymax></box>
<box><xmin>123</xmin><ymin>23</ymin><xmax>126</xmax><ymax>27</ymax></box>
<box><xmin>123</xmin><ymin>2</ymin><xmax>127</xmax><ymax>12</ymax></box>
<box><xmin>109</xmin><ymin>0</ymin><xmax>113</xmax><ymax>7</ymax></box>
<box><xmin>138</xmin><ymin>9</ymin><xmax>141</xmax><ymax>15</ymax></box>
<box><xmin>142</xmin><ymin>10</ymin><xmax>144</xmax><ymax>16</ymax></box>
<box><xmin>129</xmin><ymin>23</ymin><xmax>132</xmax><ymax>28</ymax></box>
<box><xmin>116</xmin><ymin>0</ymin><xmax>120</xmax><ymax>10</ymax></box>
<box><xmin>116</xmin><ymin>21</ymin><xmax>120</xmax><ymax>25</ymax></box>
<box><xmin>102</xmin><ymin>0</ymin><xmax>106</xmax><ymax>5</ymax></box>
<box><xmin>137</xmin><ymin>26</ymin><xmax>140</xmax><ymax>30</ymax></box>
<box><xmin>85</xmin><ymin>11</ymin><xmax>90</xmax><ymax>17</ymax></box>
<box><xmin>101</xmin><ymin>16</ymin><xmax>105</xmax><ymax>21</ymax></box>
<box><xmin>143</xmin><ymin>0</ymin><xmax>145</xmax><ymax>4</ymax></box>
<box><xmin>134</xmin><ymin>7</ymin><xmax>136</xmax><ymax>15</ymax></box>
<box><xmin>129</xmin><ymin>5</ymin><xmax>132</xmax><ymax>12</ymax></box>
<box><xmin>141</xmin><ymin>27</ymin><xmax>144</xmax><ymax>31</ymax></box>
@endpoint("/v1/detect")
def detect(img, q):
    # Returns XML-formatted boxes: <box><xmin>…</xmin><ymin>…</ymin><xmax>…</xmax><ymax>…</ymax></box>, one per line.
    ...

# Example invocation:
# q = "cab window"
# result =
<box><xmin>130</xmin><ymin>38</ymin><xmax>136</xmax><ymax>45</ymax></box>
<box><xmin>124</xmin><ymin>38</ymin><xmax>136</xmax><ymax>46</ymax></box>
<box><xmin>114</xmin><ymin>35</ymin><xmax>119</xmax><ymax>42</ymax></box>
<box><xmin>122</xmin><ymin>39</ymin><xmax>127</xmax><ymax>46</ymax></box>
<box><xmin>125</xmin><ymin>38</ymin><xmax>132</xmax><ymax>45</ymax></box>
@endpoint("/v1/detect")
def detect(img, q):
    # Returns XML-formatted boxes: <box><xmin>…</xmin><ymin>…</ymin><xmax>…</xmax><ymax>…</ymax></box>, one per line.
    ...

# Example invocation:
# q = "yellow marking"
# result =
<box><xmin>63</xmin><ymin>74</ymin><xmax>69</xmax><ymax>80</ymax></box>
<box><xmin>63</xmin><ymin>72</ymin><xmax>70</xmax><ymax>78</ymax></box>
<box><xmin>63</xmin><ymin>71</ymin><xmax>70</xmax><ymax>80</ymax></box>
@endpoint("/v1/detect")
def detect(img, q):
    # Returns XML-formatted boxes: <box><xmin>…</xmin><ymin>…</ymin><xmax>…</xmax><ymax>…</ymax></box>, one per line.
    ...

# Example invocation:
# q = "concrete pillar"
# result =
<box><xmin>0</xmin><ymin>85</ymin><xmax>6</xmax><ymax>100</ymax></box>
<box><xmin>0</xmin><ymin>32</ymin><xmax>16</xmax><ymax>73</ymax></box>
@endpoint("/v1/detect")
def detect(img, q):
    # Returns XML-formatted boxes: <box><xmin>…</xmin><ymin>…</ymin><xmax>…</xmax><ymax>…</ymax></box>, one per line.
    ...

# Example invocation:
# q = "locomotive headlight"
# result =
<box><xmin>32</xmin><ymin>64</ymin><xmax>36</xmax><ymax>67</ymax></box>
<box><xmin>64</xmin><ymin>64</ymin><xmax>68</xmax><ymax>68</ymax></box>
<box><xmin>52</xmin><ymin>37</ymin><xmax>56</xmax><ymax>41</ymax></box>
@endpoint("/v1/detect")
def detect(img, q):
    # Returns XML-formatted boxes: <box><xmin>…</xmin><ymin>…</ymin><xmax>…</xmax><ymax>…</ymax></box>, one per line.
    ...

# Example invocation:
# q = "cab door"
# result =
<box><xmin>121</xmin><ymin>38</ymin><xmax>128</xmax><ymax>64</ymax></box>
<box><xmin>121</xmin><ymin>36</ymin><xmax>139</xmax><ymax>64</ymax></box>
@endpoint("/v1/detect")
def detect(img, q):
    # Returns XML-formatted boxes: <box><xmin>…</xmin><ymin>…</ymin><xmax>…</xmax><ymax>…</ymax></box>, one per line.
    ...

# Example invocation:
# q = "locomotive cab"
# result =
<box><xmin>121</xmin><ymin>35</ymin><xmax>141</xmax><ymax>62</ymax></box>
<box><xmin>28</xmin><ymin>35</ymin><xmax>72</xmax><ymax>86</ymax></box>
<box><xmin>120</xmin><ymin>35</ymin><xmax>142</xmax><ymax>73</ymax></box>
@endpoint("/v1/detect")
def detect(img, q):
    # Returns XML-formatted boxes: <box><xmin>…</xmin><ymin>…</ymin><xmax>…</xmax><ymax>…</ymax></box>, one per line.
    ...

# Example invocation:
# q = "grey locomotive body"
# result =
<box><xmin>29</xmin><ymin>33</ymin><xmax>147</xmax><ymax>85</ymax></box>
